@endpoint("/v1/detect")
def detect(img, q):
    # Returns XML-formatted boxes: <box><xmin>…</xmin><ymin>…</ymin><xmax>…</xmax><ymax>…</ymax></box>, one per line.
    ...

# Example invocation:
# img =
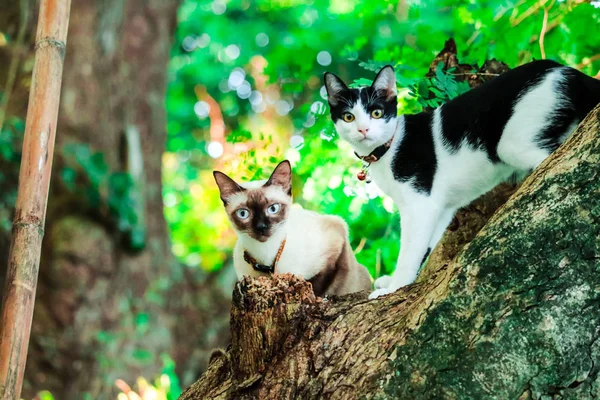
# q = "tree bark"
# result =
<box><xmin>180</xmin><ymin>106</ymin><xmax>600</xmax><ymax>399</ymax></box>
<box><xmin>0</xmin><ymin>1</ymin><xmax>232</xmax><ymax>398</ymax></box>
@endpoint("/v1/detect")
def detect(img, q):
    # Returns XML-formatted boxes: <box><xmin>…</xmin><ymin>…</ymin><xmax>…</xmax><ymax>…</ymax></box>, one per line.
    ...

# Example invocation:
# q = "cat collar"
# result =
<box><xmin>355</xmin><ymin>137</ymin><xmax>394</xmax><ymax>181</ymax></box>
<box><xmin>243</xmin><ymin>239</ymin><xmax>287</xmax><ymax>274</ymax></box>
<box><xmin>354</xmin><ymin>136</ymin><xmax>394</xmax><ymax>163</ymax></box>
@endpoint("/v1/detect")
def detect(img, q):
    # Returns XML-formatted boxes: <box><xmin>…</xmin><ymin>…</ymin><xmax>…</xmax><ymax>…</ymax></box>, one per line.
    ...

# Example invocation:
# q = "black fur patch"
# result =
<box><xmin>439</xmin><ymin>60</ymin><xmax>560</xmax><ymax>161</ymax></box>
<box><xmin>328</xmin><ymin>87</ymin><xmax>397</xmax><ymax>123</ymax></box>
<box><xmin>392</xmin><ymin>112</ymin><xmax>437</xmax><ymax>194</ymax></box>
<box><xmin>437</xmin><ymin>60</ymin><xmax>600</xmax><ymax>161</ymax></box>
<box><xmin>391</xmin><ymin>60</ymin><xmax>600</xmax><ymax>194</ymax></box>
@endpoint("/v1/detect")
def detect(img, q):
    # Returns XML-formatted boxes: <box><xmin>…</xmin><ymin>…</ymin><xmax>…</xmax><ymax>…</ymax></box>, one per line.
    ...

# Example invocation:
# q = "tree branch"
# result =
<box><xmin>181</xmin><ymin>103</ymin><xmax>600</xmax><ymax>399</ymax></box>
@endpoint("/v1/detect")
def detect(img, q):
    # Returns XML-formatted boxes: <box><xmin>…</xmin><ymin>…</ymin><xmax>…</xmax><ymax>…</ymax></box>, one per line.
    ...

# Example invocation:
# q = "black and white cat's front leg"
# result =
<box><xmin>370</xmin><ymin>198</ymin><xmax>455</xmax><ymax>299</ymax></box>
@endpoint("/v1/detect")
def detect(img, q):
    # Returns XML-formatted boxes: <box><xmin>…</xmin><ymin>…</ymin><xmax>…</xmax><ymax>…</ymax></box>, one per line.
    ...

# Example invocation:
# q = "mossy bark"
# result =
<box><xmin>180</xmin><ymin>107</ymin><xmax>600</xmax><ymax>399</ymax></box>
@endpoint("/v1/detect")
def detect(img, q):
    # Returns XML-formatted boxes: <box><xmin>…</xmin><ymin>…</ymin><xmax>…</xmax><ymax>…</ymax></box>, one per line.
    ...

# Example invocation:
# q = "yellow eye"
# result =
<box><xmin>342</xmin><ymin>113</ymin><xmax>355</xmax><ymax>122</ymax></box>
<box><xmin>371</xmin><ymin>109</ymin><xmax>383</xmax><ymax>119</ymax></box>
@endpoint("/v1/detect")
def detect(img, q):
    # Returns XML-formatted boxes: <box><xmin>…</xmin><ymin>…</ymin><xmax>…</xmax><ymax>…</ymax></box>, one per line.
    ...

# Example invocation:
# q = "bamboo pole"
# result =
<box><xmin>0</xmin><ymin>0</ymin><xmax>72</xmax><ymax>398</ymax></box>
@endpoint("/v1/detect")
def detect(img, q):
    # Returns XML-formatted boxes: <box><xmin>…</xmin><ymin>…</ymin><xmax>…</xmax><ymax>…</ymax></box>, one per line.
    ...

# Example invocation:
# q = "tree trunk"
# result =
<box><xmin>180</xmin><ymin>106</ymin><xmax>600</xmax><ymax>399</ymax></box>
<box><xmin>0</xmin><ymin>1</ymin><xmax>231</xmax><ymax>398</ymax></box>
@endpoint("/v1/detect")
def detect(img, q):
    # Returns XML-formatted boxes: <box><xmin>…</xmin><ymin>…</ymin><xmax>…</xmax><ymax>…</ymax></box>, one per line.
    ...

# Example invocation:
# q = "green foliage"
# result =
<box><xmin>60</xmin><ymin>144</ymin><xmax>146</xmax><ymax>250</ymax></box>
<box><xmin>0</xmin><ymin>117</ymin><xmax>23</xmax><ymax>233</ymax></box>
<box><xmin>165</xmin><ymin>0</ymin><xmax>600</xmax><ymax>277</ymax></box>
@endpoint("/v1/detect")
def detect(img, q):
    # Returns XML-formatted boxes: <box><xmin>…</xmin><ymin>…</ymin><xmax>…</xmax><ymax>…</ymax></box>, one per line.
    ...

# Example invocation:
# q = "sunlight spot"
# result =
<box><xmin>218</xmin><ymin>79</ymin><xmax>230</xmax><ymax>93</ymax></box>
<box><xmin>236</xmin><ymin>81</ymin><xmax>252</xmax><ymax>99</ymax></box>
<box><xmin>310</xmin><ymin>101</ymin><xmax>325</xmax><ymax>114</ymax></box>
<box><xmin>145</xmin><ymin>388</ymin><xmax>158</xmax><ymax>400</ymax></box>
<box><xmin>317</xmin><ymin>51</ymin><xmax>332</xmax><ymax>66</ymax></box>
<box><xmin>162</xmin><ymin>153</ymin><xmax>178</xmax><ymax>170</ymax></box>
<box><xmin>160</xmin><ymin>374</ymin><xmax>171</xmax><ymax>388</ymax></box>
<box><xmin>252</xmin><ymin>102</ymin><xmax>267</xmax><ymax>113</ymax></box>
<box><xmin>207</xmin><ymin>141</ymin><xmax>224</xmax><ymax>158</ymax></box>
<box><xmin>320</xmin><ymin>129</ymin><xmax>335</xmax><ymax>141</ymax></box>
<box><xmin>365</xmin><ymin>182</ymin><xmax>383</xmax><ymax>199</ymax></box>
<box><xmin>186</xmin><ymin>253</ymin><xmax>202</xmax><ymax>267</ymax></box>
<box><xmin>299</xmin><ymin>8</ymin><xmax>319</xmax><ymax>28</ymax></box>
<box><xmin>383</xmin><ymin>196</ymin><xmax>395</xmax><ymax>213</ymax></box>
<box><xmin>328</xmin><ymin>175</ymin><xmax>342</xmax><ymax>189</ymax></box>
<box><xmin>212</xmin><ymin>0</ymin><xmax>226</xmax><ymax>15</ymax></box>
<box><xmin>290</xmin><ymin>135</ymin><xmax>304</xmax><ymax>149</ymax></box>
<box><xmin>249</xmin><ymin>90</ymin><xmax>263</xmax><ymax>105</ymax></box>
<box><xmin>172</xmin><ymin>243</ymin><xmax>185</xmax><ymax>257</ymax></box>
<box><xmin>255</xmin><ymin>32</ymin><xmax>269</xmax><ymax>47</ymax></box>
<box><xmin>320</xmin><ymin>85</ymin><xmax>328</xmax><ymax>100</ymax></box>
<box><xmin>194</xmin><ymin>101</ymin><xmax>210</xmax><ymax>118</ymax></box>
<box><xmin>592</xmin><ymin>0</ymin><xmax>600</xmax><ymax>7</ymax></box>
<box><xmin>196</xmin><ymin>33</ymin><xmax>210</xmax><ymax>48</ymax></box>
<box><xmin>283</xmin><ymin>35</ymin><xmax>294</xmax><ymax>45</ymax></box>
<box><xmin>378</xmin><ymin>23</ymin><xmax>392</xmax><ymax>38</ymax></box>
<box><xmin>190</xmin><ymin>183</ymin><xmax>203</xmax><ymax>198</ymax></box>
<box><xmin>182</xmin><ymin>36</ymin><xmax>196</xmax><ymax>52</ymax></box>
<box><xmin>225</xmin><ymin>44</ymin><xmax>240</xmax><ymax>60</ymax></box>
<box><xmin>285</xmin><ymin>147</ymin><xmax>301</xmax><ymax>164</ymax></box>
<box><xmin>228</xmin><ymin>68</ymin><xmax>245</xmax><ymax>89</ymax></box>
<box><xmin>303</xmin><ymin>179</ymin><xmax>316</xmax><ymax>201</ymax></box>
<box><xmin>303</xmin><ymin>114</ymin><xmax>315</xmax><ymax>128</ymax></box>
<box><xmin>164</xmin><ymin>193</ymin><xmax>178</xmax><ymax>208</ymax></box>
<box><xmin>275</xmin><ymin>100</ymin><xmax>291</xmax><ymax>116</ymax></box>
<box><xmin>265</xmin><ymin>91</ymin><xmax>279</xmax><ymax>104</ymax></box>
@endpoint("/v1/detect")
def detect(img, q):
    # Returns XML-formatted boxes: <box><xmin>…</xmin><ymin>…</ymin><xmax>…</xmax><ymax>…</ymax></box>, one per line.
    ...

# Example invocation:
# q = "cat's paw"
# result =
<box><xmin>374</xmin><ymin>275</ymin><xmax>392</xmax><ymax>289</ymax></box>
<box><xmin>368</xmin><ymin>287</ymin><xmax>395</xmax><ymax>299</ymax></box>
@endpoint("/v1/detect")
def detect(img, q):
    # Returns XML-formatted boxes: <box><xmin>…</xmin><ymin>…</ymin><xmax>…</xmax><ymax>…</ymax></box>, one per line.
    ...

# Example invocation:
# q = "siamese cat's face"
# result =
<box><xmin>323</xmin><ymin>65</ymin><xmax>398</xmax><ymax>155</ymax></box>
<box><xmin>214</xmin><ymin>160</ymin><xmax>292</xmax><ymax>242</ymax></box>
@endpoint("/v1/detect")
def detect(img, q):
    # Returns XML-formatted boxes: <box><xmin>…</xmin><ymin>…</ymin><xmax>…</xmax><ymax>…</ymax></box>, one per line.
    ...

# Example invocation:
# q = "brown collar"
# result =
<box><xmin>243</xmin><ymin>239</ymin><xmax>286</xmax><ymax>274</ymax></box>
<box><xmin>354</xmin><ymin>137</ymin><xmax>394</xmax><ymax>163</ymax></box>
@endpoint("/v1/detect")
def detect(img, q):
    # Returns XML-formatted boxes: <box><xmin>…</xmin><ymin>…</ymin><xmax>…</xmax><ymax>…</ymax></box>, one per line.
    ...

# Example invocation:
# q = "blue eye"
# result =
<box><xmin>267</xmin><ymin>204</ymin><xmax>280</xmax><ymax>214</ymax></box>
<box><xmin>236</xmin><ymin>209</ymin><xmax>250</xmax><ymax>219</ymax></box>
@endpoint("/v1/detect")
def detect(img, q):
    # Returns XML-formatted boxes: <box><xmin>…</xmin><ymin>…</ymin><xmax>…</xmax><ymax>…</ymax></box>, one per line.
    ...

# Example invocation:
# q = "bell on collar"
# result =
<box><xmin>357</xmin><ymin>161</ymin><xmax>371</xmax><ymax>182</ymax></box>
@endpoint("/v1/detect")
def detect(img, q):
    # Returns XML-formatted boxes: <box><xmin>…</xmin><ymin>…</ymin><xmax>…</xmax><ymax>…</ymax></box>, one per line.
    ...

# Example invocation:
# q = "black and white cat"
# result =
<box><xmin>324</xmin><ymin>60</ymin><xmax>600</xmax><ymax>298</ymax></box>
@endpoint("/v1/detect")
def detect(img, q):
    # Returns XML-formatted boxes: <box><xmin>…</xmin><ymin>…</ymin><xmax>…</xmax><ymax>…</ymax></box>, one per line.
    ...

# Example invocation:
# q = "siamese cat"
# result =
<box><xmin>324</xmin><ymin>60</ymin><xmax>600</xmax><ymax>298</ymax></box>
<box><xmin>214</xmin><ymin>160</ymin><xmax>372</xmax><ymax>297</ymax></box>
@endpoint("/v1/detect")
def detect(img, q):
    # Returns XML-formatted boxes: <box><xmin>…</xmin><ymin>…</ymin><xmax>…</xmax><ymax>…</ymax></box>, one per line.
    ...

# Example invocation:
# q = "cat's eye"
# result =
<box><xmin>342</xmin><ymin>113</ymin><xmax>355</xmax><ymax>123</ymax></box>
<box><xmin>371</xmin><ymin>109</ymin><xmax>383</xmax><ymax>119</ymax></box>
<box><xmin>236</xmin><ymin>209</ymin><xmax>250</xmax><ymax>219</ymax></box>
<box><xmin>267</xmin><ymin>203</ymin><xmax>281</xmax><ymax>214</ymax></box>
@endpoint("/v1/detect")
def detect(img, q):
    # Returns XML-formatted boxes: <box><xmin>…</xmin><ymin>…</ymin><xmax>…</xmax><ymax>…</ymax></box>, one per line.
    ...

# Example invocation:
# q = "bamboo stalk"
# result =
<box><xmin>0</xmin><ymin>0</ymin><xmax>72</xmax><ymax>398</ymax></box>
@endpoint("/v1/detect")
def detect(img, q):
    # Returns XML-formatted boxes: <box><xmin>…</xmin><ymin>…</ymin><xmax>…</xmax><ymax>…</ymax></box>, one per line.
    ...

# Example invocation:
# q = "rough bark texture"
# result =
<box><xmin>180</xmin><ymin>105</ymin><xmax>600</xmax><ymax>399</ymax></box>
<box><xmin>0</xmin><ymin>1</ymin><xmax>232</xmax><ymax>398</ymax></box>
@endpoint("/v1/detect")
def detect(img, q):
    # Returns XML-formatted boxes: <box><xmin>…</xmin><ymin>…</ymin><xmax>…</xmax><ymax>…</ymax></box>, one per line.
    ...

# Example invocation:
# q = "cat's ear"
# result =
<box><xmin>323</xmin><ymin>72</ymin><xmax>349</xmax><ymax>106</ymax></box>
<box><xmin>213</xmin><ymin>171</ymin><xmax>245</xmax><ymax>203</ymax></box>
<box><xmin>371</xmin><ymin>65</ymin><xmax>397</xmax><ymax>100</ymax></box>
<box><xmin>265</xmin><ymin>160</ymin><xmax>292</xmax><ymax>195</ymax></box>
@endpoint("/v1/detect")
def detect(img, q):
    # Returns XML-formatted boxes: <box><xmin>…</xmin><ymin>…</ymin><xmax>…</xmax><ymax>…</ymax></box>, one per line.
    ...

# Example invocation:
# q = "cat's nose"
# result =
<box><xmin>256</xmin><ymin>222</ymin><xmax>268</xmax><ymax>232</ymax></box>
<box><xmin>358</xmin><ymin>127</ymin><xmax>369</xmax><ymax>136</ymax></box>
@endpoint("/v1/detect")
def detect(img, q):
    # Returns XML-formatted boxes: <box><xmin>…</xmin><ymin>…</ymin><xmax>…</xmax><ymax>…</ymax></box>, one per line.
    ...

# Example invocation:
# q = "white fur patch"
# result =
<box><xmin>498</xmin><ymin>68</ymin><xmax>567</xmax><ymax>169</ymax></box>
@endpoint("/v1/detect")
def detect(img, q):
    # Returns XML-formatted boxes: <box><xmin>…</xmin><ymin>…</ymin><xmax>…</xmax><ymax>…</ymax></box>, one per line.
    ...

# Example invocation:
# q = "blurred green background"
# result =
<box><xmin>163</xmin><ymin>0</ymin><xmax>600</xmax><ymax>282</ymax></box>
<box><xmin>1</xmin><ymin>0</ymin><xmax>599</xmax><ymax>398</ymax></box>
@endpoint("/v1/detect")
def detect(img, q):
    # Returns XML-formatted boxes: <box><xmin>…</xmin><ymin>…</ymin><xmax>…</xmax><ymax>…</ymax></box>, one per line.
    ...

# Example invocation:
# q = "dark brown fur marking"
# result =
<box><xmin>308</xmin><ymin>219</ymin><xmax>351</xmax><ymax>297</ymax></box>
<box><xmin>213</xmin><ymin>171</ymin><xmax>245</xmax><ymax>203</ymax></box>
<box><xmin>230</xmin><ymin>190</ymin><xmax>289</xmax><ymax>241</ymax></box>
<box><xmin>266</xmin><ymin>160</ymin><xmax>292</xmax><ymax>195</ymax></box>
